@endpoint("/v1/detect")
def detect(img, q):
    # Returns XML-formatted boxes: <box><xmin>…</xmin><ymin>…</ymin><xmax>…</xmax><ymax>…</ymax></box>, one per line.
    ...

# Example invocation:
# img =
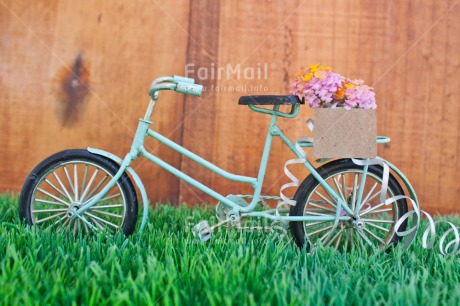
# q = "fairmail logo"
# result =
<box><xmin>185</xmin><ymin>63</ymin><xmax>276</xmax><ymax>81</ymax></box>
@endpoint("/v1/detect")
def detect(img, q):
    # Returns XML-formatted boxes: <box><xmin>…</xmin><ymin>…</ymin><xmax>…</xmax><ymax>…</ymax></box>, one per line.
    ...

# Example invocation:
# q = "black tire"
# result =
<box><xmin>19</xmin><ymin>149</ymin><xmax>138</xmax><ymax>236</ymax></box>
<box><xmin>289</xmin><ymin>159</ymin><xmax>408</xmax><ymax>251</ymax></box>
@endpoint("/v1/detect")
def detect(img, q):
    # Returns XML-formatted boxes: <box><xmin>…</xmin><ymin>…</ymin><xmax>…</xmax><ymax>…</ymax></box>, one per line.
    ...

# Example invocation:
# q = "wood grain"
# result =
<box><xmin>0</xmin><ymin>0</ymin><xmax>190</xmax><ymax>204</ymax></box>
<box><xmin>178</xmin><ymin>0</ymin><xmax>460</xmax><ymax>214</ymax></box>
<box><xmin>1</xmin><ymin>0</ymin><xmax>459</xmax><ymax>214</ymax></box>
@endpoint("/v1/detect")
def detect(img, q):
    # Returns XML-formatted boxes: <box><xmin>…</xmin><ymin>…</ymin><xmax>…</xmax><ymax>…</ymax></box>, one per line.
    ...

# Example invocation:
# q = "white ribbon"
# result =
<box><xmin>352</xmin><ymin>158</ymin><xmax>460</xmax><ymax>256</ymax></box>
<box><xmin>278</xmin><ymin>118</ymin><xmax>460</xmax><ymax>257</ymax></box>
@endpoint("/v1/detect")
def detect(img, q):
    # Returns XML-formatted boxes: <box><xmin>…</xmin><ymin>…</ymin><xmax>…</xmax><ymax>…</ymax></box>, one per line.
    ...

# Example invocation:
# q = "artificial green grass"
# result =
<box><xmin>0</xmin><ymin>193</ymin><xmax>459</xmax><ymax>305</ymax></box>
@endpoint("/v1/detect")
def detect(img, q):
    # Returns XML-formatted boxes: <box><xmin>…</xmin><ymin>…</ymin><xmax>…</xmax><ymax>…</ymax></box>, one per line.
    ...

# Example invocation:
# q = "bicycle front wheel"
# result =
<box><xmin>289</xmin><ymin>159</ymin><xmax>408</xmax><ymax>252</ymax></box>
<box><xmin>19</xmin><ymin>150</ymin><xmax>138</xmax><ymax>236</ymax></box>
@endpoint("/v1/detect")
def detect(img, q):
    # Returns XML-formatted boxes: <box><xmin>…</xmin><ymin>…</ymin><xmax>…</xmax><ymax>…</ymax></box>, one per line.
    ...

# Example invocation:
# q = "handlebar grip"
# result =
<box><xmin>173</xmin><ymin>75</ymin><xmax>195</xmax><ymax>84</ymax></box>
<box><xmin>175</xmin><ymin>82</ymin><xmax>203</xmax><ymax>97</ymax></box>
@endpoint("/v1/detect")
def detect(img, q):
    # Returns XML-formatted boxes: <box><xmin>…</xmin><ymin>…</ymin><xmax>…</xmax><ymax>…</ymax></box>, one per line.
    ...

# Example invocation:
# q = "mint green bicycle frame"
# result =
<box><xmin>72</xmin><ymin>76</ymin><xmax>418</xmax><ymax>232</ymax></box>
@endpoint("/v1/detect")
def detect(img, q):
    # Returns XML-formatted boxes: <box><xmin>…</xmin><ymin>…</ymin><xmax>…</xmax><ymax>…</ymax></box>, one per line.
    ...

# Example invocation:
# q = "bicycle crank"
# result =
<box><xmin>192</xmin><ymin>217</ymin><xmax>236</xmax><ymax>242</ymax></box>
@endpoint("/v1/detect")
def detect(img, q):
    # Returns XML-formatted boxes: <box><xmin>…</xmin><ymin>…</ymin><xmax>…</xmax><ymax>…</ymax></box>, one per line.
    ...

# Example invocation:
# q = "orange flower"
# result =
<box><xmin>335</xmin><ymin>87</ymin><xmax>346</xmax><ymax>100</ymax></box>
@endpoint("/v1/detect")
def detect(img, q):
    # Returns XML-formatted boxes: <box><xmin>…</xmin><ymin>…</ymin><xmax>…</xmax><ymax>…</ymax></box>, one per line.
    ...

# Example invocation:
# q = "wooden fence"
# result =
<box><xmin>1</xmin><ymin>0</ymin><xmax>459</xmax><ymax>214</ymax></box>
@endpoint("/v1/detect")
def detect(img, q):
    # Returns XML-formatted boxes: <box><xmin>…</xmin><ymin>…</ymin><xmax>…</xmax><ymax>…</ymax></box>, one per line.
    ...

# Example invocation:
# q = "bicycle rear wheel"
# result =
<box><xmin>19</xmin><ymin>150</ymin><xmax>138</xmax><ymax>236</ymax></box>
<box><xmin>289</xmin><ymin>159</ymin><xmax>408</xmax><ymax>252</ymax></box>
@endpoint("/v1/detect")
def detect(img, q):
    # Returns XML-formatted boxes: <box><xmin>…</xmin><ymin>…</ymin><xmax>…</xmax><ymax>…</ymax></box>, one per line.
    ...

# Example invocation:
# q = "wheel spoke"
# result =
<box><xmin>351</xmin><ymin>174</ymin><xmax>359</xmax><ymax>211</ymax></box>
<box><xmin>33</xmin><ymin>208</ymin><xmax>68</xmax><ymax>214</ymax></box>
<box><xmin>80</xmin><ymin>165</ymin><xmax>88</xmax><ymax>200</ymax></box>
<box><xmin>35</xmin><ymin>198</ymin><xmax>69</xmax><ymax>207</ymax></box>
<box><xmin>44</xmin><ymin>179</ymin><xmax>71</xmax><ymax>202</ymax></box>
<box><xmin>50</xmin><ymin>215</ymin><xmax>67</xmax><ymax>226</ymax></box>
<box><xmin>365</xmin><ymin>221</ymin><xmax>391</xmax><ymax>233</ymax></box>
<box><xmin>325</xmin><ymin>227</ymin><xmax>344</xmax><ymax>247</ymax></box>
<box><xmin>99</xmin><ymin>193</ymin><xmax>121</xmax><ymax>202</ymax></box>
<box><xmin>308</xmin><ymin>225</ymin><xmax>334</xmax><ymax>237</ymax></box>
<box><xmin>359</xmin><ymin>202</ymin><xmax>386</xmax><ymax>215</ymax></box>
<box><xmin>304</xmin><ymin>220</ymin><xmax>332</xmax><ymax>228</ymax></box>
<box><xmin>85</xmin><ymin>212</ymin><xmax>119</xmax><ymax>229</ymax></box>
<box><xmin>36</xmin><ymin>212</ymin><xmax>67</xmax><ymax>224</ymax></box>
<box><xmin>77</xmin><ymin>214</ymin><xmax>99</xmax><ymax>231</ymax></box>
<box><xmin>83</xmin><ymin>175</ymin><xmax>109</xmax><ymax>203</ymax></box>
<box><xmin>87</xmin><ymin>215</ymin><xmax>105</xmax><ymax>230</ymax></box>
<box><xmin>309</xmin><ymin>199</ymin><xmax>330</xmax><ymax>205</ymax></box>
<box><xmin>314</xmin><ymin>190</ymin><xmax>337</xmax><ymax>208</ymax></box>
<box><xmin>364</xmin><ymin>189</ymin><xmax>383</xmax><ymax>206</ymax></box>
<box><xmin>356</xmin><ymin>230</ymin><xmax>375</xmax><ymax>248</ymax></box>
<box><xmin>356</xmin><ymin>231</ymin><xmax>367</xmax><ymax>248</ymax></box>
<box><xmin>319</xmin><ymin>227</ymin><xmax>334</xmax><ymax>242</ymax></box>
<box><xmin>363</xmin><ymin>227</ymin><xmax>385</xmax><ymax>244</ymax></box>
<box><xmin>83</xmin><ymin>219</ymin><xmax>89</xmax><ymax>233</ymax></box>
<box><xmin>307</xmin><ymin>202</ymin><xmax>336</xmax><ymax>213</ymax></box>
<box><xmin>341</xmin><ymin>174</ymin><xmax>347</xmax><ymax>200</ymax></box>
<box><xmin>333</xmin><ymin>177</ymin><xmax>346</xmax><ymax>203</ymax></box>
<box><xmin>73</xmin><ymin>218</ymin><xmax>83</xmax><ymax>236</ymax></box>
<box><xmin>361</xmin><ymin>218</ymin><xmax>394</xmax><ymax>224</ymax></box>
<box><xmin>37</xmin><ymin>189</ymin><xmax>70</xmax><ymax>206</ymax></box>
<box><xmin>80</xmin><ymin>169</ymin><xmax>99</xmax><ymax>202</ymax></box>
<box><xmin>84</xmin><ymin>193</ymin><xmax>121</xmax><ymax>206</ymax></box>
<box><xmin>343</xmin><ymin>229</ymin><xmax>350</xmax><ymax>251</ymax></box>
<box><xmin>90</xmin><ymin>204</ymin><xmax>123</xmax><ymax>209</ymax></box>
<box><xmin>347</xmin><ymin>230</ymin><xmax>354</xmax><ymax>249</ymax></box>
<box><xmin>358</xmin><ymin>182</ymin><xmax>378</xmax><ymax>210</ymax></box>
<box><xmin>362</xmin><ymin>208</ymin><xmax>393</xmax><ymax>215</ymax></box>
<box><xmin>89</xmin><ymin>209</ymin><xmax>123</xmax><ymax>219</ymax></box>
<box><xmin>61</xmin><ymin>218</ymin><xmax>71</xmax><ymax>227</ymax></box>
<box><xmin>360</xmin><ymin>203</ymin><xmax>372</xmax><ymax>212</ymax></box>
<box><xmin>335</xmin><ymin>226</ymin><xmax>344</xmax><ymax>250</ymax></box>
<box><xmin>53</xmin><ymin>171</ymin><xmax>74</xmax><ymax>202</ymax></box>
<box><xmin>63</xmin><ymin>166</ymin><xmax>75</xmax><ymax>196</ymax></box>
<box><xmin>304</xmin><ymin>210</ymin><xmax>333</xmax><ymax>217</ymax></box>
<box><xmin>74</xmin><ymin>164</ymin><xmax>79</xmax><ymax>202</ymax></box>
<box><xmin>73</xmin><ymin>219</ymin><xmax>78</xmax><ymax>236</ymax></box>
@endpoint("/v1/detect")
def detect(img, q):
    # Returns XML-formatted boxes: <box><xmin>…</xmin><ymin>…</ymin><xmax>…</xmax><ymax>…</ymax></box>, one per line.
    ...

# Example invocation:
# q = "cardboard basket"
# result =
<box><xmin>313</xmin><ymin>108</ymin><xmax>377</xmax><ymax>158</ymax></box>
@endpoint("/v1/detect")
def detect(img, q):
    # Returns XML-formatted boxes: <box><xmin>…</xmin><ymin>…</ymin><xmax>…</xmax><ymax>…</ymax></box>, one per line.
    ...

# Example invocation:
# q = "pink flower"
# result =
<box><xmin>344</xmin><ymin>82</ymin><xmax>376</xmax><ymax>110</ymax></box>
<box><xmin>290</xmin><ymin>68</ymin><xmax>377</xmax><ymax>110</ymax></box>
<box><xmin>290</xmin><ymin>70</ymin><xmax>344</xmax><ymax>108</ymax></box>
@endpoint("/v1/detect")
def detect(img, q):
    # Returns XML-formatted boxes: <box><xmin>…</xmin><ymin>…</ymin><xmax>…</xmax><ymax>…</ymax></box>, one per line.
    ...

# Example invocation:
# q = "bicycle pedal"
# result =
<box><xmin>192</xmin><ymin>220</ymin><xmax>213</xmax><ymax>242</ymax></box>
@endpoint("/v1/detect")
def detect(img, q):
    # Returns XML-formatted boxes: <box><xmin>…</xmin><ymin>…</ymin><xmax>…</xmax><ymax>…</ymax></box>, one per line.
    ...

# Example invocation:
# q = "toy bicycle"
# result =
<box><xmin>19</xmin><ymin>75</ymin><xmax>418</xmax><ymax>251</ymax></box>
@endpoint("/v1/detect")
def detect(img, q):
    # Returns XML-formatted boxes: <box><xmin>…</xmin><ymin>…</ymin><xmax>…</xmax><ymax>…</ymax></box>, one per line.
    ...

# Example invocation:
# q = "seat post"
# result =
<box><xmin>245</xmin><ymin>109</ymin><xmax>279</xmax><ymax>211</ymax></box>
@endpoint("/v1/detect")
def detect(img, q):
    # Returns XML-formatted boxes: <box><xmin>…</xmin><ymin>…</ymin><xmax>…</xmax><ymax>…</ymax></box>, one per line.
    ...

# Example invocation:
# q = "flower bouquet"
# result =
<box><xmin>290</xmin><ymin>65</ymin><xmax>377</xmax><ymax>158</ymax></box>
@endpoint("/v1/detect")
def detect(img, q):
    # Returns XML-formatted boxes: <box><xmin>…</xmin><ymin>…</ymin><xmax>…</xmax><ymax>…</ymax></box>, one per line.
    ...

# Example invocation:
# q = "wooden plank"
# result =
<box><xmin>0</xmin><ymin>0</ymin><xmax>61</xmax><ymax>193</ymax></box>
<box><xmin>178</xmin><ymin>0</ymin><xmax>460</xmax><ymax>214</ymax></box>
<box><xmin>378</xmin><ymin>1</ymin><xmax>460</xmax><ymax>214</ymax></box>
<box><xmin>178</xmin><ymin>0</ymin><xmax>222</xmax><ymax>205</ymax></box>
<box><xmin>0</xmin><ymin>0</ymin><xmax>190</xmax><ymax>205</ymax></box>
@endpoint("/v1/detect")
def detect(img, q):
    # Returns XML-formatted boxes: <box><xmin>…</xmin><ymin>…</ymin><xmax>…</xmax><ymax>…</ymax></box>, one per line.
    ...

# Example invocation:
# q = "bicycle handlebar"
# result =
<box><xmin>175</xmin><ymin>82</ymin><xmax>203</xmax><ymax>96</ymax></box>
<box><xmin>172</xmin><ymin>75</ymin><xmax>195</xmax><ymax>84</ymax></box>
<box><xmin>149</xmin><ymin>75</ymin><xmax>203</xmax><ymax>97</ymax></box>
